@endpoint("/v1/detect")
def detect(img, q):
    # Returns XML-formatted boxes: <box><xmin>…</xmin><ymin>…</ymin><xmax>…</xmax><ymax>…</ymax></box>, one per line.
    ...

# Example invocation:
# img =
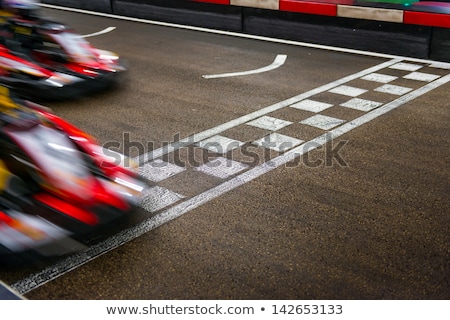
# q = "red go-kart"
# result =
<box><xmin>0</xmin><ymin>87</ymin><xmax>147</xmax><ymax>257</ymax></box>
<box><xmin>0</xmin><ymin>14</ymin><xmax>126</xmax><ymax>100</ymax></box>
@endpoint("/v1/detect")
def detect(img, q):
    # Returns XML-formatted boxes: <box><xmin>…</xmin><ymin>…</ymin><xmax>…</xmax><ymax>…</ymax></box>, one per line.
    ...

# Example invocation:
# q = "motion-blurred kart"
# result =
<box><xmin>0</xmin><ymin>10</ymin><xmax>126</xmax><ymax>100</ymax></box>
<box><xmin>0</xmin><ymin>86</ymin><xmax>147</xmax><ymax>256</ymax></box>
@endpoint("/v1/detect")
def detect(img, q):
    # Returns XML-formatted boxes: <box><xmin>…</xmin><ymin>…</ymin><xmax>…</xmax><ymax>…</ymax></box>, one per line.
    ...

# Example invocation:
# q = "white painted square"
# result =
<box><xmin>360</xmin><ymin>73</ymin><xmax>398</xmax><ymax>83</ymax></box>
<box><xmin>290</xmin><ymin>99</ymin><xmax>333</xmax><ymax>113</ymax></box>
<box><xmin>253</xmin><ymin>133</ymin><xmax>304</xmax><ymax>152</ymax></box>
<box><xmin>231</xmin><ymin>0</ymin><xmax>279</xmax><ymax>10</ymax></box>
<box><xmin>300</xmin><ymin>115</ymin><xmax>345</xmax><ymax>130</ymax></box>
<box><xmin>389</xmin><ymin>62</ymin><xmax>423</xmax><ymax>71</ymax></box>
<box><xmin>140</xmin><ymin>186</ymin><xmax>184</xmax><ymax>212</ymax></box>
<box><xmin>246</xmin><ymin>116</ymin><xmax>292</xmax><ymax>131</ymax></box>
<box><xmin>340</xmin><ymin>98</ymin><xmax>383</xmax><ymax>112</ymax></box>
<box><xmin>196</xmin><ymin>157</ymin><xmax>248</xmax><ymax>179</ymax></box>
<box><xmin>429</xmin><ymin>62</ymin><xmax>450</xmax><ymax>70</ymax></box>
<box><xmin>403</xmin><ymin>72</ymin><xmax>440</xmax><ymax>82</ymax></box>
<box><xmin>197</xmin><ymin>135</ymin><xmax>244</xmax><ymax>154</ymax></box>
<box><xmin>329</xmin><ymin>85</ymin><xmax>367</xmax><ymax>97</ymax></box>
<box><xmin>138</xmin><ymin>159</ymin><xmax>186</xmax><ymax>182</ymax></box>
<box><xmin>374</xmin><ymin>84</ymin><xmax>412</xmax><ymax>95</ymax></box>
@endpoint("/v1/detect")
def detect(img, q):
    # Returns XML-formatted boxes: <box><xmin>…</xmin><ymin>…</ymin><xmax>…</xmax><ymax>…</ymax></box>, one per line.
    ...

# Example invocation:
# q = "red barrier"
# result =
<box><xmin>193</xmin><ymin>0</ymin><xmax>231</xmax><ymax>4</ymax></box>
<box><xmin>404</xmin><ymin>11</ymin><xmax>450</xmax><ymax>28</ymax></box>
<box><xmin>281</xmin><ymin>0</ymin><xmax>340</xmax><ymax>16</ymax></box>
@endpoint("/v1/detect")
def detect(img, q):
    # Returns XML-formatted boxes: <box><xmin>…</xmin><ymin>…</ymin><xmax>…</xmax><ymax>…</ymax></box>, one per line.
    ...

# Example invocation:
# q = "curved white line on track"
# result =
<box><xmin>81</xmin><ymin>26</ymin><xmax>116</xmax><ymax>38</ymax></box>
<box><xmin>202</xmin><ymin>54</ymin><xmax>287</xmax><ymax>79</ymax></box>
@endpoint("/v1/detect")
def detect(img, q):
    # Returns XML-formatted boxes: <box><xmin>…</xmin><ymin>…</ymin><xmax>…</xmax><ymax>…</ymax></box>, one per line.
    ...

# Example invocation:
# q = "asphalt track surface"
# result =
<box><xmin>0</xmin><ymin>7</ymin><xmax>449</xmax><ymax>299</ymax></box>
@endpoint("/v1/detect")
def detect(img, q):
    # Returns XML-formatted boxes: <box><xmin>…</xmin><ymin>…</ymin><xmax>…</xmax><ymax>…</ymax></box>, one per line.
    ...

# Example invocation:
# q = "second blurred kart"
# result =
<box><xmin>0</xmin><ymin>11</ymin><xmax>126</xmax><ymax>100</ymax></box>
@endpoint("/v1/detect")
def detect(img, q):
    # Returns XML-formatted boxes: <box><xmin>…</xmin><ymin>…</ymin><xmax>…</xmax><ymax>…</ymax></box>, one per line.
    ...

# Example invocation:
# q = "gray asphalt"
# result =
<box><xmin>0</xmin><ymin>8</ymin><xmax>448</xmax><ymax>299</ymax></box>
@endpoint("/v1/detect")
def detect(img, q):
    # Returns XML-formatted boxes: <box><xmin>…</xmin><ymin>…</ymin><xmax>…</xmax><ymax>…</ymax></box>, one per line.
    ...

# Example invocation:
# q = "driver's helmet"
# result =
<box><xmin>2</xmin><ymin>0</ymin><xmax>40</xmax><ymax>18</ymax></box>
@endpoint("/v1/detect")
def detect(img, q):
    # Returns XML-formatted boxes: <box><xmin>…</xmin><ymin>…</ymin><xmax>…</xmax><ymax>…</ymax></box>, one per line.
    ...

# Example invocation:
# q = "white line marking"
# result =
<box><xmin>40</xmin><ymin>3</ymin><xmax>442</xmax><ymax>64</ymax></box>
<box><xmin>81</xmin><ymin>26</ymin><xmax>116</xmax><ymax>38</ymax></box>
<box><xmin>202</xmin><ymin>54</ymin><xmax>287</xmax><ymax>79</ymax></box>
<box><xmin>12</xmin><ymin>73</ymin><xmax>450</xmax><ymax>295</ymax></box>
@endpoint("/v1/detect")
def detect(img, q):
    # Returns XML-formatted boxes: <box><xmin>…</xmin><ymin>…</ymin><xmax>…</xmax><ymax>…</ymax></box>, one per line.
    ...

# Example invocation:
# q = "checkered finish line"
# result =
<box><xmin>193</xmin><ymin>0</ymin><xmax>450</xmax><ymax>28</ymax></box>
<box><xmin>134</xmin><ymin>59</ymin><xmax>450</xmax><ymax>213</ymax></box>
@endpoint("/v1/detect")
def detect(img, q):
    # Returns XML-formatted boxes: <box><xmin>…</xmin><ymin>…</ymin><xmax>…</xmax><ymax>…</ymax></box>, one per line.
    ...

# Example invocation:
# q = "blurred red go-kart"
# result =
<box><xmin>0</xmin><ymin>87</ymin><xmax>147</xmax><ymax>256</ymax></box>
<box><xmin>0</xmin><ymin>14</ymin><xmax>126</xmax><ymax>100</ymax></box>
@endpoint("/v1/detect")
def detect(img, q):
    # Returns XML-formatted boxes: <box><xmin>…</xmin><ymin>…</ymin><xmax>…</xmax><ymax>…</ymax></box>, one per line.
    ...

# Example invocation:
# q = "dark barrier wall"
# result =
<box><xmin>42</xmin><ymin>0</ymin><xmax>113</xmax><ymax>13</ymax></box>
<box><xmin>113</xmin><ymin>0</ymin><xmax>243</xmax><ymax>31</ymax></box>
<box><xmin>41</xmin><ymin>0</ymin><xmax>450</xmax><ymax>61</ymax></box>
<box><xmin>242</xmin><ymin>9</ymin><xmax>431</xmax><ymax>58</ymax></box>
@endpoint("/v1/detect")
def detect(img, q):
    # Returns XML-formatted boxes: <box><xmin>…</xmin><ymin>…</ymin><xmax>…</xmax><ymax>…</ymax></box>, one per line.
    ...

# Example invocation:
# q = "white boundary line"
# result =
<box><xmin>202</xmin><ymin>54</ymin><xmax>287</xmax><ymax>79</ymax></box>
<box><xmin>12</xmin><ymin>69</ymin><xmax>450</xmax><ymax>295</ymax></box>
<box><xmin>40</xmin><ymin>3</ymin><xmax>441</xmax><ymax>64</ymax></box>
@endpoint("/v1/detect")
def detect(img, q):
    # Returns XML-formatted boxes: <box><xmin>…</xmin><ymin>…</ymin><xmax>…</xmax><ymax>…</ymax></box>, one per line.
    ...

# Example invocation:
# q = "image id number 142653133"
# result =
<box><xmin>271</xmin><ymin>304</ymin><xmax>343</xmax><ymax>315</ymax></box>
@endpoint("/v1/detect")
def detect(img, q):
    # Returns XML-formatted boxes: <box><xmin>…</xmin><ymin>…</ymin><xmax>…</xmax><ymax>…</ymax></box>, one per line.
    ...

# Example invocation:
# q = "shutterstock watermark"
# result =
<box><xmin>101</xmin><ymin>132</ymin><xmax>349</xmax><ymax>169</ymax></box>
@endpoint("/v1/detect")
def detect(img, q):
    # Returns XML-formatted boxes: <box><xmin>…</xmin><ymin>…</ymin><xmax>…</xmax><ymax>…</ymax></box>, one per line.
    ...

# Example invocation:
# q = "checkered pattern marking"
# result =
<box><xmin>133</xmin><ymin>61</ymin><xmax>448</xmax><ymax>213</ymax></box>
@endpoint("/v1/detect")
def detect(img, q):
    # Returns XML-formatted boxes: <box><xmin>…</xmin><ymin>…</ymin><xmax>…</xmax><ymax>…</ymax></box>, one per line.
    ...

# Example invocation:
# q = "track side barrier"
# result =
<box><xmin>113</xmin><ymin>0</ymin><xmax>243</xmax><ymax>31</ymax></box>
<box><xmin>41</xmin><ymin>0</ymin><xmax>450</xmax><ymax>61</ymax></box>
<box><xmin>42</xmin><ymin>0</ymin><xmax>113</xmax><ymax>13</ymax></box>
